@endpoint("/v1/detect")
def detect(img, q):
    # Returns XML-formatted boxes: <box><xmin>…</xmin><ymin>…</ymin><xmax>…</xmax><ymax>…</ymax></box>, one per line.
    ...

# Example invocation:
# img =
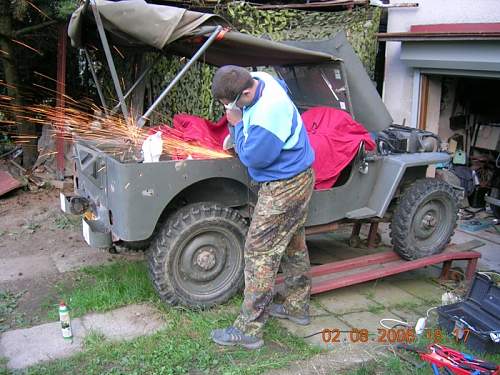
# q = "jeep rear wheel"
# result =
<box><xmin>148</xmin><ymin>203</ymin><xmax>247</xmax><ymax>308</ymax></box>
<box><xmin>390</xmin><ymin>179</ymin><xmax>458</xmax><ymax>260</ymax></box>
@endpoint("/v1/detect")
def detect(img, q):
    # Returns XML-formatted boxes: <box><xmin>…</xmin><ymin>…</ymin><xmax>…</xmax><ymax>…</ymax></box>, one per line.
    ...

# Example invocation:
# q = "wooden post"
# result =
<box><xmin>418</xmin><ymin>74</ymin><xmax>429</xmax><ymax>130</ymax></box>
<box><xmin>367</xmin><ymin>222</ymin><xmax>379</xmax><ymax>248</ymax></box>
<box><xmin>439</xmin><ymin>260</ymin><xmax>452</xmax><ymax>280</ymax></box>
<box><xmin>352</xmin><ymin>223</ymin><xmax>362</xmax><ymax>237</ymax></box>
<box><xmin>465</xmin><ymin>258</ymin><xmax>478</xmax><ymax>280</ymax></box>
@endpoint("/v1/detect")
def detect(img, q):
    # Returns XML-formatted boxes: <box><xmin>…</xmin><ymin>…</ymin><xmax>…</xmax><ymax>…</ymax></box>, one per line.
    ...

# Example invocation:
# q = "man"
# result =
<box><xmin>210</xmin><ymin>65</ymin><xmax>315</xmax><ymax>350</ymax></box>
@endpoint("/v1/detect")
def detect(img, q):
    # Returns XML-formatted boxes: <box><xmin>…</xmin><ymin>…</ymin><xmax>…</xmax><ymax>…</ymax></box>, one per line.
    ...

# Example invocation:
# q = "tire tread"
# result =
<box><xmin>390</xmin><ymin>178</ymin><xmax>458</xmax><ymax>260</ymax></box>
<box><xmin>148</xmin><ymin>203</ymin><xmax>247</xmax><ymax>308</ymax></box>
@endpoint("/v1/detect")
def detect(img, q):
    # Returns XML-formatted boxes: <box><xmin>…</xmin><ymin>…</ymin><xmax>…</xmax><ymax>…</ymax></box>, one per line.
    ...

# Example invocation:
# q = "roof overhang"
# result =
<box><xmin>378</xmin><ymin>23</ymin><xmax>500</xmax><ymax>78</ymax></box>
<box><xmin>378</xmin><ymin>22</ymin><xmax>500</xmax><ymax>41</ymax></box>
<box><xmin>400</xmin><ymin>40</ymin><xmax>500</xmax><ymax>77</ymax></box>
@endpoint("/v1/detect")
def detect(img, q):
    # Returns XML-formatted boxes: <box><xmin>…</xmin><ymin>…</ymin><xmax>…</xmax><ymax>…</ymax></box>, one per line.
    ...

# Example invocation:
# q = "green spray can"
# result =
<box><xmin>59</xmin><ymin>301</ymin><xmax>73</xmax><ymax>340</ymax></box>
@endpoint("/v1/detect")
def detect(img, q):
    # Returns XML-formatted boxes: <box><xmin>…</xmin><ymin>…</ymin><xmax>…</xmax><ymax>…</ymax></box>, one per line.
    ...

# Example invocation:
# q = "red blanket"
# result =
<box><xmin>173</xmin><ymin>114</ymin><xmax>229</xmax><ymax>151</ymax></box>
<box><xmin>150</xmin><ymin>108</ymin><xmax>375</xmax><ymax>190</ymax></box>
<box><xmin>149</xmin><ymin>114</ymin><xmax>229</xmax><ymax>159</ymax></box>
<box><xmin>302</xmin><ymin>107</ymin><xmax>376</xmax><ymax>189</ymax></box>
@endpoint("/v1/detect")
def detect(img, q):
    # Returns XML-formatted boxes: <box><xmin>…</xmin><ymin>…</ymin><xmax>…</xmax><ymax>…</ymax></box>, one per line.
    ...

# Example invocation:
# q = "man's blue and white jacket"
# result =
<box><xmin>233</xmin><ymin>72</ymin><xmax>314</xmax><ymax>182</ymax></box>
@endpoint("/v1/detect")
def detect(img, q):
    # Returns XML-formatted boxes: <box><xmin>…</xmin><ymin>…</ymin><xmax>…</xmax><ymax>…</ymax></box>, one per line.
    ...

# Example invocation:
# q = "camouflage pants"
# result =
<box><xmin>234</xmin><ymin>168</ymin><xmax>314</xmax><ymax>338</ymax></box>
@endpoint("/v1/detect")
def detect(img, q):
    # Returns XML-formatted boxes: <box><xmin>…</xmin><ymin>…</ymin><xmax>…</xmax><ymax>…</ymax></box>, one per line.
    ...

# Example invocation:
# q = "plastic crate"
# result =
<box><xmin>437</xmin><ymin>273</ymin><xmax>500</xmax><ymax>354</ymax></box>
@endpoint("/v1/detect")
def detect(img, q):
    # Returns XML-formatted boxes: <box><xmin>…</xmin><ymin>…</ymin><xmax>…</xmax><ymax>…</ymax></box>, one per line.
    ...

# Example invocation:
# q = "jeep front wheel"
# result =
<box><xmin>148</xmin><ymin>203</ymin><xmax>247</xmax><ymax>308</ymax></box>
<box><xmin>390</xmin><ymin>179</ymin><xmax>458</xmax><ymax>260</ymax></box>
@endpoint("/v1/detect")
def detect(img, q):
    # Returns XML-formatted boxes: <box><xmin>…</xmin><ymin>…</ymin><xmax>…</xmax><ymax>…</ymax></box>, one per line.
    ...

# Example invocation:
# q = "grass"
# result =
<box><xmin>344</xmin><ymin>356</ymin><xmax>430</xmax><ymax>375</ymax></box>
<box><xmin>366</xmin><ymin>304</ymin><xmax>385</xmax><ymax>315</ymax></box>
<box><xmin>21</xmin><ymin>219</ymin><xmax>41</xmax><ymax>234</ymax></box>
<box><xmin>21</xmin><ymin>313</ymin><xmax>317</xmax><ymax>375</ymax></box>
<box><xmin>0</xmin><ymin>290</ymin><xmax>25</xmax><ymax>333</ymax></box>
<box><xmin>53</xmin><ymin>214</ymin><xmax>80</xmax><ymax>230</ymax></box>
<box><xmin>0</xmin><ymin>358</ymin><xmax>9</xmax><ymax>375</ymax></box>
<box><xmin>0</xmin><ymin>260</ymin><xmax>320</xmax><ymax>375</ymax></box>
<box><xmin>46</xmin><ymin>261</ymin><xmax>158</xmax><ymax>320</ymax></box>
<box><xmin>21</xmin><ymin>309</ymin><xmax>318</xmax><ymax>375</ymax></box>
<box><xmin>390</xmin><ymin>301</ymin><xmax>425</xmax><ymax>312</ymax></box>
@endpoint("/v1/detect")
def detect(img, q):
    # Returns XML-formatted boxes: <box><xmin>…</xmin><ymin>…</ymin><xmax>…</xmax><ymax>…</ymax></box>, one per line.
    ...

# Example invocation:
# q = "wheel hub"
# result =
<box><xmin>422</xmin><ymin>213</ymin><xmax>437</xmax><ymax>229</ymax></box>
<box><xmin>413</xmin><ymin>199</ymin><xmax>450</xmax><ymax>244</ymax></box>
<box><xmin>195</xmin><ymin>247</ymin><xmax>216</xmax><ymax>271</ymax></box>
<box><xmin>178</xmin><ymin>232</ymin><xmax>229</xmax><ymax>283</ymax></box>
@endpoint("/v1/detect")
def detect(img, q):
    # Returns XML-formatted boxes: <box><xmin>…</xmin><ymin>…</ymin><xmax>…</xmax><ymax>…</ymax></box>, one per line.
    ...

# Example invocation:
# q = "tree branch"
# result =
<box><xmin>13</xmin><ymin>20</ymin><xmax>58</xmax><ymax>37</ymax></box>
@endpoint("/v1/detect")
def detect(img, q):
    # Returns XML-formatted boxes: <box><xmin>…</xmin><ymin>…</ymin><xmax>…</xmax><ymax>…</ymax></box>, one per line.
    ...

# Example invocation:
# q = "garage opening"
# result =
<box><xmin>420</xmin><ymin>74</ymin><xmax>500</xmax><ymax>213</ymax></box>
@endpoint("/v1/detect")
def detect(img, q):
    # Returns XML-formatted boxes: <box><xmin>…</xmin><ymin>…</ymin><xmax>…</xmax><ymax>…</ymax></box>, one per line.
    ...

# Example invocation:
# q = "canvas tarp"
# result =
<box><xmin>68</xmin><ymin>0</ymin><xmax>225</xmax><ymax>49</ymax></box>
<box><xmin>167</xmin><ymin>30</ymin><xmax>337</xmax><ymax>66</ymax></box>
<box><xmin>68</xmin><ymin>0</ymin><xmax>337</xmax><ymax>66</ymax></box>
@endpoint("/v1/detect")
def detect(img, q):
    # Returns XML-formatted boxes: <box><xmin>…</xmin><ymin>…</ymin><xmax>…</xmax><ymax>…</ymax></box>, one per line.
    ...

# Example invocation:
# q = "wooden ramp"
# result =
<box><xmin>276</xmin><ymin>240</ymin><xmax>483</xmax><ymax>295</ymax></box>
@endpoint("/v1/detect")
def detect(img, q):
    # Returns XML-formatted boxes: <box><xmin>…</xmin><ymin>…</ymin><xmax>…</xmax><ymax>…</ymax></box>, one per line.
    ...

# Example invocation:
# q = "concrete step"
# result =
<box><xmin>0</xmin><ymin>303</ymin><xmax>167</xmax><ymax>370</ymax></box>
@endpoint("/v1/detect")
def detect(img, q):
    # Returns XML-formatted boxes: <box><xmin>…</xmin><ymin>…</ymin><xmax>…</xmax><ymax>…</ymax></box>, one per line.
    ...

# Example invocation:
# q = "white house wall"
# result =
<box><xmin>383</xmin><ymin>0</ymin><xmax>500</xmax><ymax>127</ymax></box>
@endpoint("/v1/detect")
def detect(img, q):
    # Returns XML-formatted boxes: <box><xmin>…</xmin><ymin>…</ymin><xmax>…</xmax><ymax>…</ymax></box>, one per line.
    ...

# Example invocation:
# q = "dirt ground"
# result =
<box><xmin>0</xmin><ymin>186</ymin><xmax>139</xmax><ymax>332</ymax></box>
<box><xmin>0</xmin><ymin>188</ymin><xmax>83</xmax><ymax>258</ymax></box>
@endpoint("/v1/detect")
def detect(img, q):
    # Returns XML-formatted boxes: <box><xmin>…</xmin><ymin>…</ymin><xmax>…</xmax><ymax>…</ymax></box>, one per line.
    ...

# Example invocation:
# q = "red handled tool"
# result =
<box><xmin>396</xmin><ymin>343</ymin><xmax>499</xmax><ymax>375</ymax></box>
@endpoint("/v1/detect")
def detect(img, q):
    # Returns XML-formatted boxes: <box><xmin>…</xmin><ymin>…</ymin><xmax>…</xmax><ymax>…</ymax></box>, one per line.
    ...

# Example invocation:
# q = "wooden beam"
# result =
<box><xmin>418</xmin><ymin>74</ymin><xmax>429</xmax><ymax>130</ymax></box>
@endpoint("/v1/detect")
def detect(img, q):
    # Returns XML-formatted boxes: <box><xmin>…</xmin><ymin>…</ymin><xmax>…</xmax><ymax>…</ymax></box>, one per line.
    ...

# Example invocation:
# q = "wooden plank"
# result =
<box><xmin>275</xmin><ymin>241</ymin><xmax>483</xmax><ymax>294</ymax></box>
<box><xmin>0</xmin><ymin>171</ymin><xmax>22</xmax><ymax>196</ymax></box>
<box><xmin>276</xmin><ymin>251</ymin><xmax>399</xmax><ymax>284</ymax></box>
<box><xmin>311</xmin><ymin>250</ymin><xmax>481</xmax><ymax>294</ymax></box>
<box><xmin>305</xmin><ymin>222</ymin><xmax>339</xmax><ymax>236</ymax></box>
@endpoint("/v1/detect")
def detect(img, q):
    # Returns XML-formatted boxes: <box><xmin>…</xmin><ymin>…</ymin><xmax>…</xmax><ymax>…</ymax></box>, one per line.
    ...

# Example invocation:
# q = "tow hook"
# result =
<box><xmin>69</xmin><ymin>197</ymin><xmax>89</xmax><ymax>215</ymax></box>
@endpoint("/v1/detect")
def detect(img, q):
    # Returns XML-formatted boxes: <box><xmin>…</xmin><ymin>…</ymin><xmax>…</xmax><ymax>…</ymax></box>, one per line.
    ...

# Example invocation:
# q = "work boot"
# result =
<box><xmin>268</xmin><ymin>303</ymin><xmax>310</xmax><ymax>326</ymax></box>
<box><xmin>211</xmin><ymin>326</ymin><xmax>264</xmax><ymax>350</ymax></box>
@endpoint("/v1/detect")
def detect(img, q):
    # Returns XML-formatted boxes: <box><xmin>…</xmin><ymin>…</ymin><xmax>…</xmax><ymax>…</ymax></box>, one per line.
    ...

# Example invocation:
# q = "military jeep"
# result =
<box><xmin>61</xmin><ymin>1</ymin><xmax>459</xmax><ymax>307</ymax></box>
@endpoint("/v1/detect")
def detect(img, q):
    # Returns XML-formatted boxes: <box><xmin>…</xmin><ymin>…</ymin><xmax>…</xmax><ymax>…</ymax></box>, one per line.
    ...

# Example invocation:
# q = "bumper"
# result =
<box><xmin>59</xmin><ymin>192</ymin><xmax>72</xmax><ymax>213</ymax></box>
<box><xmin>82</xmin><ymin>217</ymin><xmax>112</xmax><ymax>248</ymax></box>
<box><xmin>60</xmin><ymin>193</ymin><xmax>112</xmax><ymax>248</ymax></box>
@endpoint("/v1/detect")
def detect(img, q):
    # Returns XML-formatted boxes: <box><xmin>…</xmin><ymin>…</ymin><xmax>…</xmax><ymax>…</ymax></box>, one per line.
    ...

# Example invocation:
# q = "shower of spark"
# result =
<box><xmin>24</xmin><ymin>1</ymin><xmax>52</xmax><ymax>20</ymax></box>
<box><xmin>0</xmin><ymin>93</ymin><xmax>230</xmax><ymax>161</ymax></box>
<box><xmin>113</xmin><ymin>46</ymin><xmax>125</xmax><ymax>59</ymax></box>
<box><xmin>11</xmin><ymin>39</ymin><xmax>43</xmax><ymax>56</ymax></box>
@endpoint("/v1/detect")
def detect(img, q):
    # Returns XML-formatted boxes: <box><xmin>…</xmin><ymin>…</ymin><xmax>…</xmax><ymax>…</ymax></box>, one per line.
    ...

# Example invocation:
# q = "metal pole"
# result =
<box><xmin>56</xmin><ymin>24</ymin><xmax>67</xmax><ymax>180</ymax></box>
<box><xmin>90</xmin><ymin>0</ymin><xmax>129</xmax><ymax>122</ymax></box>
<box><xmin>111</xmin><ymin>62</ymin><xmax>155</xmax><ymax>114</ymax></box>
<box><xmin>137</xmin><ymin>26</ymin><xmax>222</xmax><ymax>128</ymax></box>
<box><xmin>83</xmin><ymin>48</ymin><xmax>109</xmax><ymax>113</ymax></box>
